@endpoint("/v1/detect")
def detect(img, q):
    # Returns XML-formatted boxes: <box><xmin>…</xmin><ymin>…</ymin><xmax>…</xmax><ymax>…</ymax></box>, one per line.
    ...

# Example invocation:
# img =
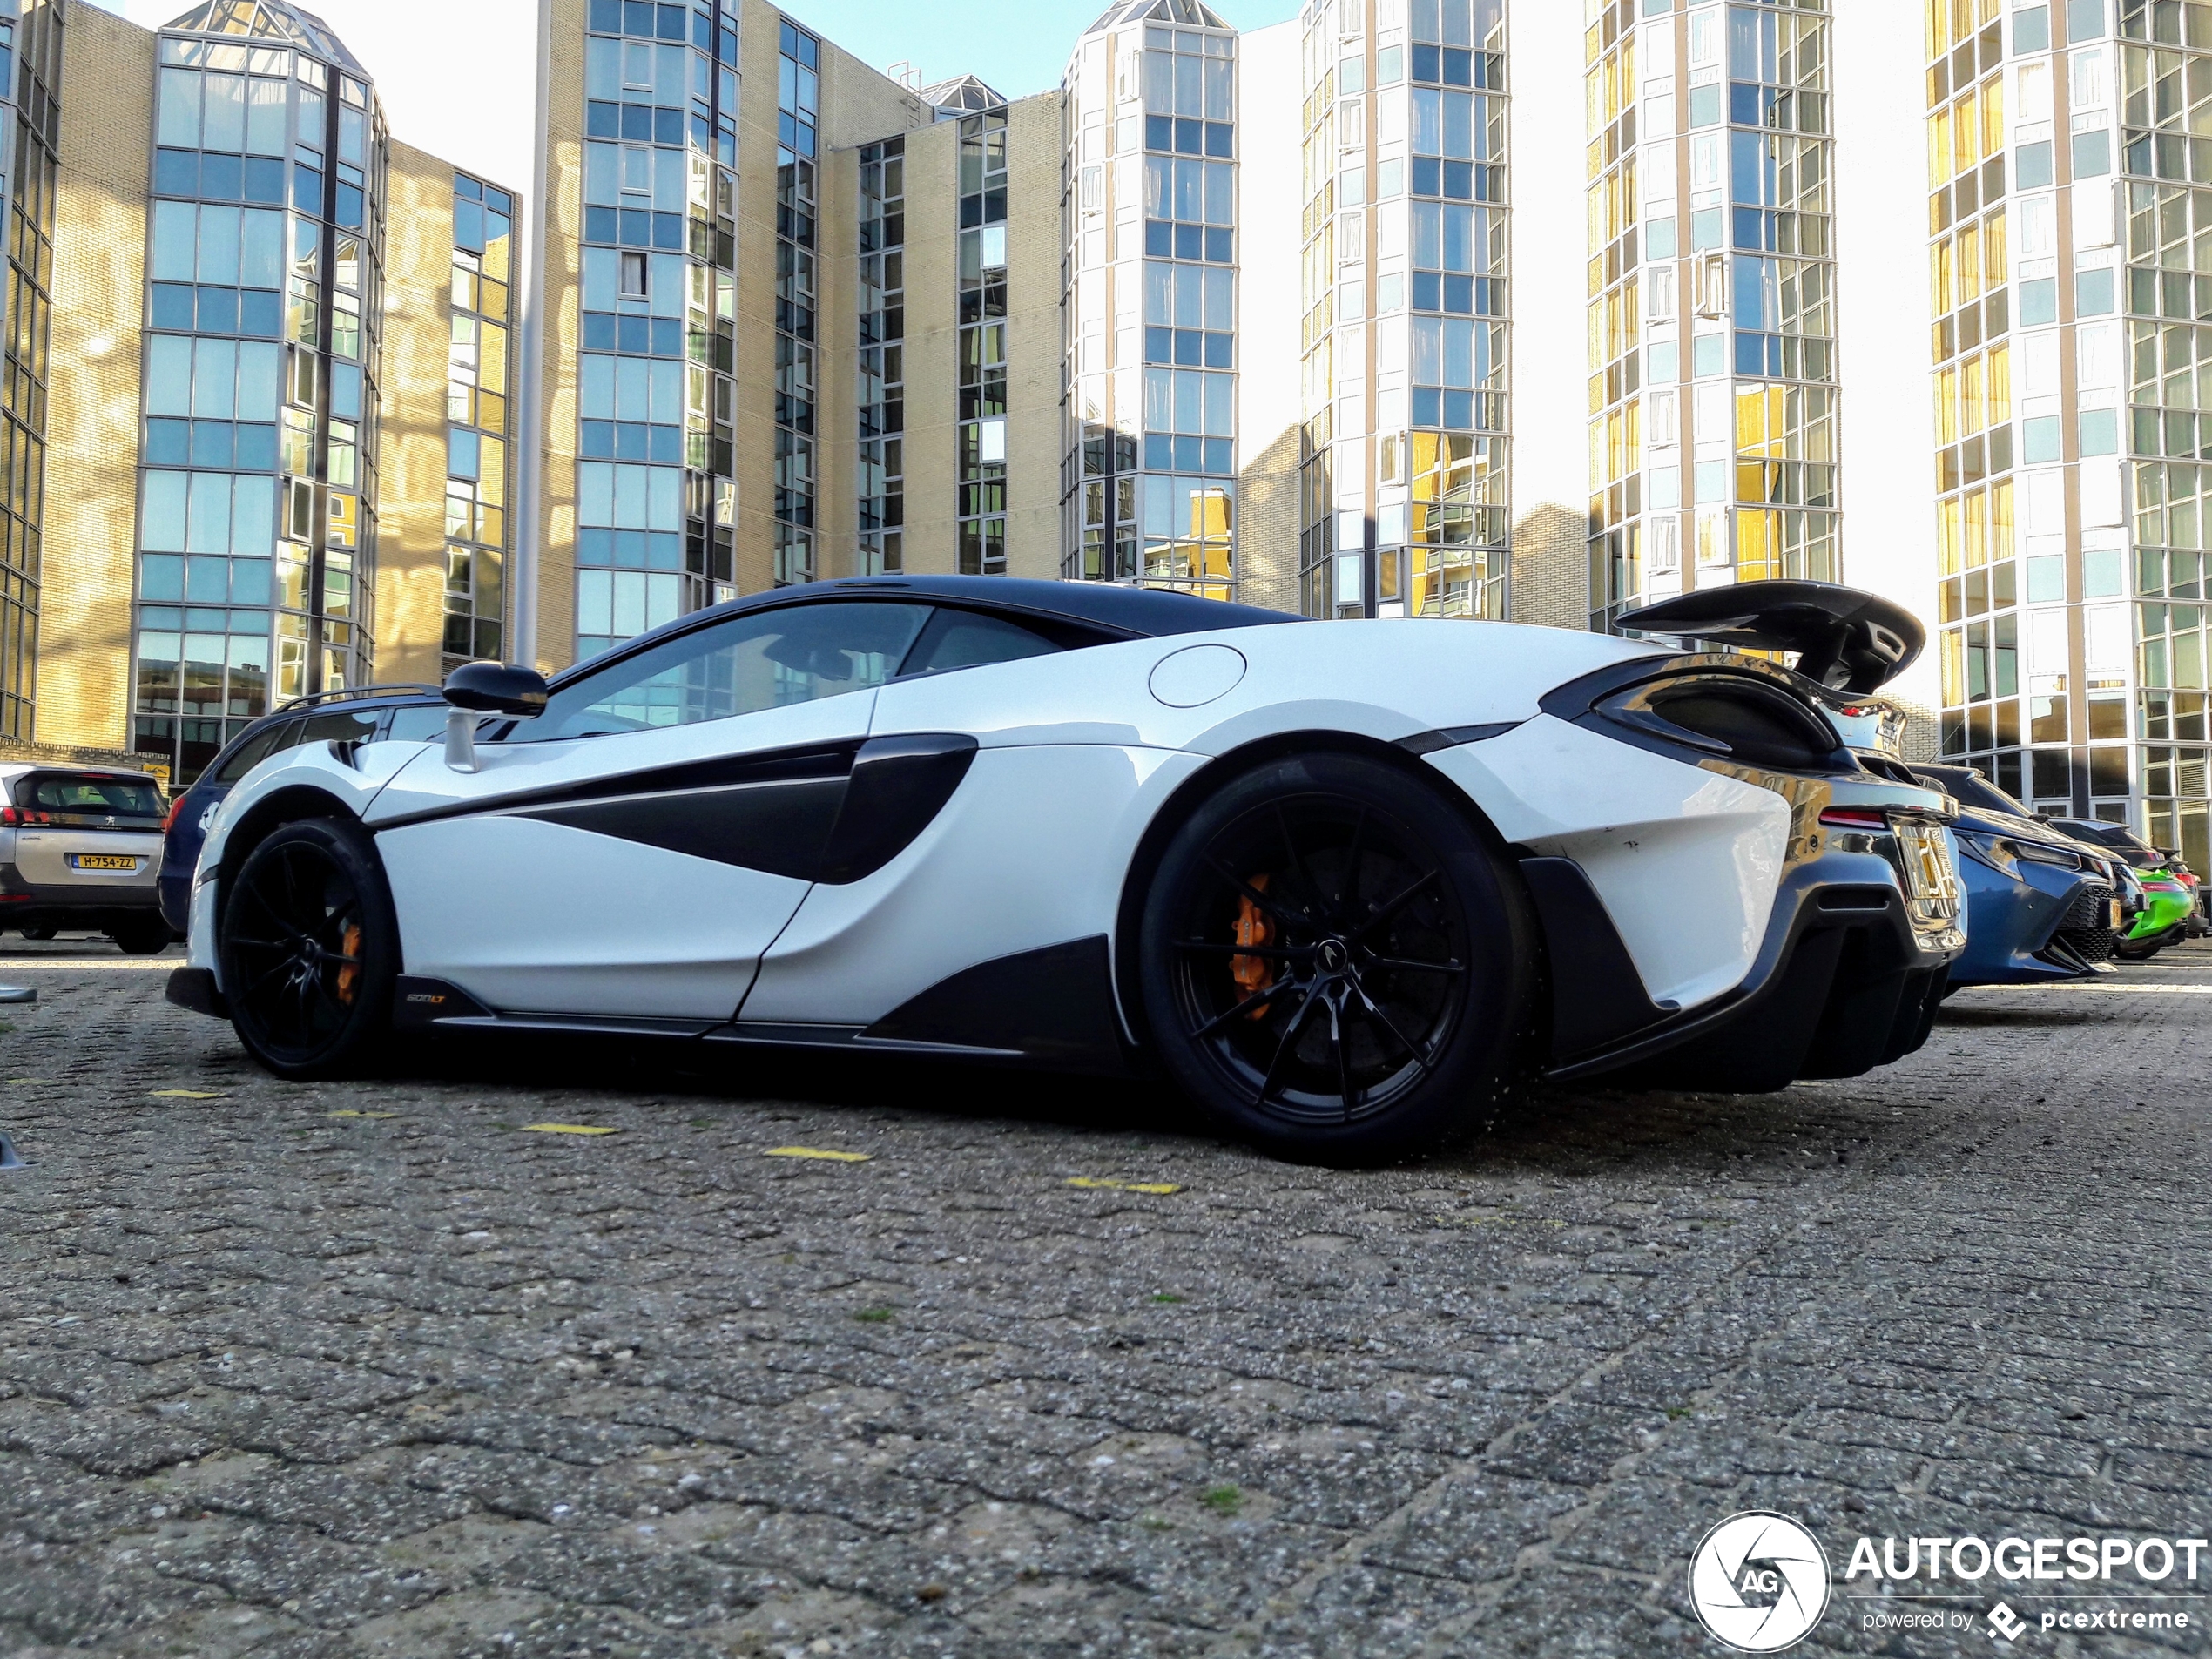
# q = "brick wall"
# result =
<box><xmin>1507</xmin><ymin>500</ymin><xmax>1588</xmax><ymax>631</ymax></box>
<box><xmin>39</xmin><ymin>1</ymin><xmax>152</xmax><ymax>752</ymax></box>
<box><xmin>376</xmin><ymin>141</ymin><xmax>459</xmax><ymax>689</ymax></box>
<box><xmin>895</xmin><ymin>116</ymin><xmax>959</xmax><ymax>574</ymax></box>
<box><xmin>1237</xmin><ymin>426</ymin><xmax>1301</xmax><ymax>614</ymax></box>
<box><xmin>1001</xmin><ymin>92</ymin><xmax>1064</xmax><ymax>582</ymax></box>
<box><xmin>532</xmin><ymin>0</ymin><xmax>586</xmax><ymax>672</ymax></box>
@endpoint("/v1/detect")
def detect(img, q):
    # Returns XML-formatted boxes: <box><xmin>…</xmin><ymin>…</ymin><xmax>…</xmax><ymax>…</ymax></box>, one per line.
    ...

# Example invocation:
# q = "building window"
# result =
<box><xmin>859</xmin><ymin>136</ymin><xmax>905</xmax><ymax>576</ymax></box>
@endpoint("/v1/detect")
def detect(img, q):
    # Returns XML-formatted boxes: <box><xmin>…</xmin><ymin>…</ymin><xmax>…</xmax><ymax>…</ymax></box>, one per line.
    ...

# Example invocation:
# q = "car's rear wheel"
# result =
<box><xmin>1138</xmin><ymin>752</ymin><xmax>1534</xmax><ymax>1164</ymax></box>
<box><xmin>219</xmin><ymin>818</ymin><xmax>398</xmax><ymax>1079</ymax></box>
<box><xmin>17</xmin><ymin>927</ymin><xmax>56</xmax><ymax>941</ymax></box>
<box><xmin>108</xmin><ymin>917</ymin><xmax>174</xmax><ymax>955</ymax></box>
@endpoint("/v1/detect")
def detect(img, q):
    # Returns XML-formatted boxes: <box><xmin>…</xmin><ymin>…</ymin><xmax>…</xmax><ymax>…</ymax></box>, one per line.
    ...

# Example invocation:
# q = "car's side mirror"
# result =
<box><xmin>445</xmin><ymin>662</ymin><xmax>549</xmax><ymax>715</ymax></box>
<box><xmin>443</xmin><ymin>663</ymin><xmax>548</xmax><ymax>772</ymax></box>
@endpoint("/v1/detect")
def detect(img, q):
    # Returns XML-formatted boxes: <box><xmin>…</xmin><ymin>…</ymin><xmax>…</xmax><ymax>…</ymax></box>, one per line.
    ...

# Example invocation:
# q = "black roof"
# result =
<box><xmin>551</xmin><ymin>577</ymin><xmax>1305</xmax><ymax>686</ymax></box>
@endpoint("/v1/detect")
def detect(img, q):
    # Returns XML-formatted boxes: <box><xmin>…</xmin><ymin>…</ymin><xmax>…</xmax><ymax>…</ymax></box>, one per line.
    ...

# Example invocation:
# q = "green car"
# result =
<box><xmin>2052</xmin><ymin>818</ymin><xmax>2206</xmax><ymax>960</ymax></box>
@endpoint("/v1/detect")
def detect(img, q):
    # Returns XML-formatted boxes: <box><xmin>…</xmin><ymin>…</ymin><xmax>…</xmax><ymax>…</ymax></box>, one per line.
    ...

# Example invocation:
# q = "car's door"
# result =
<box><xmin>368</xmin><ymin>599</ymin><xmax>934</xmax><ymax>1021</ymax></box>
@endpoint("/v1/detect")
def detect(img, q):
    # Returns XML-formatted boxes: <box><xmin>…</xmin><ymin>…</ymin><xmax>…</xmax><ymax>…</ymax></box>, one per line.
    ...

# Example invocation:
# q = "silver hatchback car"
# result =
<box><xmin>0</xmin><ymin>763</ymin><xmax>172</xmax><ymax>954</ymax></box>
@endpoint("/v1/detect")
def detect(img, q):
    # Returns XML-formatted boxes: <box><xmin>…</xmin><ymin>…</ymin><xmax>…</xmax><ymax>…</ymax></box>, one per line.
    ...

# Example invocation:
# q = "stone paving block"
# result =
<box><xmin>3</xmin><ymin>954</ymin><xmax>2212</xmax><ymax>1654</ymax></box>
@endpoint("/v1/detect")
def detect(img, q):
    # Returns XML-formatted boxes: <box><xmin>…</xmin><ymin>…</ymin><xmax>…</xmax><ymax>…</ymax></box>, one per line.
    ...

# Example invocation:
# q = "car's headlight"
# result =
<box><xmin>1957</xmin><ymin>831</ymin><xmax>2083</xmax><ymax>880</ymax></box>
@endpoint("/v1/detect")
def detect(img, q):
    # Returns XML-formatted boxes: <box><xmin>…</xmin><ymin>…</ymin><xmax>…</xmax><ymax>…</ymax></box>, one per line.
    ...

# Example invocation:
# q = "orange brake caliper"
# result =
<box><xmin>336</xmin><ymin>924</ymin><xmax>362</xmax><ymax>1005</ymax></box>
<box><xmin>1231</xmin><ymin>873</ymin><xmax>1275</xmax><ymax>1016</ymax></box>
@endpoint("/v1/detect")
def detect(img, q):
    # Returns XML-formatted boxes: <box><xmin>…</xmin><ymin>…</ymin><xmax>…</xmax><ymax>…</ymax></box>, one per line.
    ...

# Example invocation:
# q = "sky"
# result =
<box><xmin>90</xmin><ymin>0</ymin><xmax>1305</xmax><ymax>198</ymax></box>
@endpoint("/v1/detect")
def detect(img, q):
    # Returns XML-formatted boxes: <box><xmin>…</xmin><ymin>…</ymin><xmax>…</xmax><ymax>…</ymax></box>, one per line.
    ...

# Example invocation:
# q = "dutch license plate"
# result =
<box><xmin>2110</xmin><ymin>900</ymin><xmax>2126</xmax><ymax>930</ymax></box>
<box><xmin>68</xmin><ymin>853</ymin><xmax>138</xmax><ymax>872</ymax></box>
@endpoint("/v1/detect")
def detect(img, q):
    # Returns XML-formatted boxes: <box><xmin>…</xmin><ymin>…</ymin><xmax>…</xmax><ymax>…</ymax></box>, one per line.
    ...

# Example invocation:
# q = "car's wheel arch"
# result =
<box><xmin>213</xmin><ymin>786</ymin><xmax>364</xmax><ymax>931</ymax></box>
<box><xmin>1109</xmin><ymin>729</ymin><xmax>1534</xmax><ymax>1059</ymax></box>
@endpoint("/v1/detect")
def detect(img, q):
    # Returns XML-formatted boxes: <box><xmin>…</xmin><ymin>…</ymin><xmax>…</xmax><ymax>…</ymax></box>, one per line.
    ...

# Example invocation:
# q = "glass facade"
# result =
<box><xmin>1062</xmin><ymin>0</ymin><xmax>1238</xmax><ymax>599</ymax></box>
<box><xmin>959</xmin><ymin>106</ymin><xmax>1010</xmax><ymax>575</ymax></box>
<box><xmin>576</xmin><ymin>0</ymin><xmax>737</xmax><ymax>658</ymax></box>
<box><xmin>1925</xmin><ymin>0</ymin><xmax>2209</xmax><ymax>867</ymax></box>
<box><xmin>858</xmin><ymin>134</ymin><xmax>905</xmax><ymax>575</ymax></box>
<box><xmin>772</xmin><ymin>17</ymin><xmax>817</xmax><ymax>588</ymax></box>
<box><xmin>132</xmin><ymin>1</ymin><xmax>388</xmax><ymax>783</ymax></box>
<box><xmin>1588</xmin><ymin>0</ymin><xmax>1838</xmax><ymax>634</ymax></box>
<box><xmin>444</xmin><ymin>173</ymin><xmax>513</xmax><ymax>667</ymax></box>
<box><xmin>1299</xmin><ymin>0</ymin><xmax>1508</xmax><ymax>621</ymax></box>
<box><xmin>0</xmin><ymin>0</ymin><xmax>58</xmax><ymax>740</ymax></box>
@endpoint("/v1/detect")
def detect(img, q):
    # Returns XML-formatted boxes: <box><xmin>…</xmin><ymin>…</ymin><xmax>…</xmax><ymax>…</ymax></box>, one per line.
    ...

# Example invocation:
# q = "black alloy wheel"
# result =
<box><xmin>1140</xmin><ymin>752</ymin><xmax>1534</xmax><ymax>1163</ymax></box>
<box><xmin>218</xmin><ymin>817</ymin><xmax>398</xmax><ymax>1079</ymax></box>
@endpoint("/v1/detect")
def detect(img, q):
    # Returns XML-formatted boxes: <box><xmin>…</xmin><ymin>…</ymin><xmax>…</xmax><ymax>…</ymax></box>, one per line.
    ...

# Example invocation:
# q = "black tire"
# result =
<box><xmin>107</xmin><ymin>917</ymin><xmax>174</xmax><ymax>955</ymax></box>
<box><xmin>1138</xmin><ymin>751</ymin><xmax>1535</xmax><ymax>1164</ymax></box>
<box><xmin>218</xmin><ymin>817</ymin><xmax>399</xmax><ymax>1079</ymax></box>
<box><xmin>17</xmin><ymin>927</ymin><xmax>56</xmax><ymax>941</ymax></box>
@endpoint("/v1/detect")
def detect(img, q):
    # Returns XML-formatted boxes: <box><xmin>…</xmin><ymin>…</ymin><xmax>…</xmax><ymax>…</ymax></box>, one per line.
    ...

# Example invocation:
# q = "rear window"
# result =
<box><xmin>16</xmin><ymin>773</ymin><xmax>164</xmax><ymax>818</ymax></box>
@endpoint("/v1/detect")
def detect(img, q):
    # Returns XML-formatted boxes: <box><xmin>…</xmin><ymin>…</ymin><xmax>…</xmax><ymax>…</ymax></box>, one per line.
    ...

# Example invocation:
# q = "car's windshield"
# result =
<box><xmin>17</xmin><ymin>773</ymin><xmax>164</xmax><ymax>818</ymax></box>
<box><xmin>1914</xmin><ymin>765</ymin><xmax>2030</xmax><ymax>819</ymax></box>
<box><xmin>511</xmin><ymin>601</ymin><xmax>933</xmax><ymax>742</ymax></box>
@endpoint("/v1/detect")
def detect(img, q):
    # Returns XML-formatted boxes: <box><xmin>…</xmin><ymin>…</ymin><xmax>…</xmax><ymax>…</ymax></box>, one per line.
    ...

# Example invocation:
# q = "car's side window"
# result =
<box><xmin>510</xmin><ymin>601</ymin><xmax>934</xmax><ymax>743</ymax></box>
<box><xmin>383</xmin><ymin>706</ymin><xmax>448</xmax><ymax>744</ymax></box>
<box><xmin>297</xmin><ymin>710</ymin><xmax>381</xmax><ymax>748</ymax></box>
<box><xmin>897</xmin><ymin>609</ymin><xmax>1065</xmax><ymax>678</ymax></box>
<box><xmin>211</xmin><ymin>724</ymin><xmax>289</xmax><ymax>785</ymax></box>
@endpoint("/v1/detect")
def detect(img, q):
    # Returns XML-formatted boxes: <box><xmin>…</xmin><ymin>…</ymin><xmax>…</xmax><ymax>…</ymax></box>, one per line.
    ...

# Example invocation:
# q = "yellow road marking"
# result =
<box><xmin>521</xmin><ymin>1123</ymin><xmax>620</xmax><ymax>1136</ymax></box>
<box><xmin>149</xmin><ymin>1089</ymin><xmax>224</xmax><ymax>1099</ymax></box>
<box><xmin>765</xmin><ymin>1145</ymin><xmax>871</xmax><ymax>1162</ymax></box>
<box><xmin>1067</xmin><ymin>1177</ymin><xmax>1184</xmax><ymax>1195</ymax></box>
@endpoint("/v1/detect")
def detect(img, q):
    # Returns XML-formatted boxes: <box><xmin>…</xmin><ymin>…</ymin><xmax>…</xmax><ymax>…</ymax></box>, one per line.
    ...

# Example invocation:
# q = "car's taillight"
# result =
<box><xmin>0</xmin><ymin>806</ymin><xmax>16</xmax><ymax>827</ymax></box>
<box><xmin>162</xmin><ymin>793</ymin><xmax>188</xmax><ymax>834</ymax></box>
<box><xmin>1818</xmin><ymin>807</ymin><xmax>1888</xmax><ymax>830</ymax></box>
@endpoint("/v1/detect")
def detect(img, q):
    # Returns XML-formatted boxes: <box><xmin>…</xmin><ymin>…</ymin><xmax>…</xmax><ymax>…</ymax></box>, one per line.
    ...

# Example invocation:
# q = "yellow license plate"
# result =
<box><xmin>2110</xmin><ymin>900</ymin><xmax>2125</xmax><ymax>930</ymax></box>
<box><xmin>68</xmin><ymin>853</ymin><xmax>138</xmax><ymax>871</ymax></box>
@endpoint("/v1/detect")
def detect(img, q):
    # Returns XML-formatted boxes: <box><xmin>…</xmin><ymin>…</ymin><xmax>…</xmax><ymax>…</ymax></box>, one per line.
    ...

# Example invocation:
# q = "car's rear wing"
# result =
<box><xmin>1616</xmin><ymin>580</ymin><xmax>1924</xmax><ymax>696</ymax></box>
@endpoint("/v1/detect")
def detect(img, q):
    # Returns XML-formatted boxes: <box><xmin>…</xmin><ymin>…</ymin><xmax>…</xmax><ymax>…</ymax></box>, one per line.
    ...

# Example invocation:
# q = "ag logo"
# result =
<box><xmin>1688</xmin><ymin>1511</ymin><xmax>1831</xmax><ymax>1652</ymax></box>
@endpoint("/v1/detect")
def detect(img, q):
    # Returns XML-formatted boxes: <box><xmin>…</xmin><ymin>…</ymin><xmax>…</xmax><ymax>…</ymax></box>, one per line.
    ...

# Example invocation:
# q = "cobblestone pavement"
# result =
<box><xmin>2</xmin><ymin>936</ymin><xmax>2210</xmax><ymax>1658</ymax></box>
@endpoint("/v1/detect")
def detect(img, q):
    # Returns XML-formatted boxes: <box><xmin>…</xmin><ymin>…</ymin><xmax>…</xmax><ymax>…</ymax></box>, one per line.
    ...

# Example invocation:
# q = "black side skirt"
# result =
<box><xmin>381</xmin><ymin>939</ymin><xmax>1134</xmax><ymax>1077</ymax></box>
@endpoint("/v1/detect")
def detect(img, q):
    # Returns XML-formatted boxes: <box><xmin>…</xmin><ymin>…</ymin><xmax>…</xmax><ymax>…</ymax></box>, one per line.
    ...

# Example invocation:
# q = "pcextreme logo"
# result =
<box><xmin>1688</xmin><ymin>1512</ymin><xmax>1832</xmax><ymax>1653</ymax></box>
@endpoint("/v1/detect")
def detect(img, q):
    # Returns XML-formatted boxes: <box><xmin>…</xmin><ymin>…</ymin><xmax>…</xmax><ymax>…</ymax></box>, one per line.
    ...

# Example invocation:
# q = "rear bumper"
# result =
<box><xmin>1531</xmin><ymin>841</ymin><xmax>1964</xmax><ymax>1092</ymax></box>
<box><xmin>0</xmin><ymin>877</ymin><xmax>165</xmax><ymax>932</ymax></box>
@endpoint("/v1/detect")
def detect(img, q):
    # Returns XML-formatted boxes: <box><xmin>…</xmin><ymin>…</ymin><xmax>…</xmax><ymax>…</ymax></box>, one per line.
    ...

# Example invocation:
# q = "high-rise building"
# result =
<box><xmin>30</xmin><ymin>0</ymin><xmax>501</xmax><ymax>782</ymax></box>
<box><xmin>10</xmin><ymin>0</ymin><xmax>1676</xmax><ymax>786</ymax></box>
<box><xmin>1295</xmin><ymin>0</ymin><xmax>1514</xmax><ymax>621</ymax></box>
<box><xmin>1060</xmin><ymin>0</ymin><xmax>1241</xmax><ymax>599</ymax></box>
<box><xmin>1586</xmin><ymin>0</ymin><xmax>1843</xmax><ymax>631</ymax></box>
<box><xmin>1919</xmin><ymin>0</ymin><xmax>2210</xmax><ymax>867</ymax></box>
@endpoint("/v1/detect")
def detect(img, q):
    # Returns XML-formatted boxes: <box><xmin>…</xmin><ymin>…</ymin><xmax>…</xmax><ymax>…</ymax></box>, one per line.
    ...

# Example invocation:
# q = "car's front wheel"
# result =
<box><xmin>218</xmin><ymin>817</ymin><xmax>399</xmax><ymax>1079</ymax></box>
<box><xmin>1138</xmin><ymin>752</ymin><xmax>1535</xmax><ymax>1164</ymax></box>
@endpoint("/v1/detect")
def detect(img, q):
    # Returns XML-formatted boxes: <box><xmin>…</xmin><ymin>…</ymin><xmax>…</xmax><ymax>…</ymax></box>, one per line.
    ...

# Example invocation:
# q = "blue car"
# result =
<box><xmin>1908</xmin><ymin>763</ymin><xmax>2125</xmax><ymax>986</ymax></box>
<box><xmin>158</xmin><ymin>687</ymin><xmax>445</xmax><ymax>934</ymax></box>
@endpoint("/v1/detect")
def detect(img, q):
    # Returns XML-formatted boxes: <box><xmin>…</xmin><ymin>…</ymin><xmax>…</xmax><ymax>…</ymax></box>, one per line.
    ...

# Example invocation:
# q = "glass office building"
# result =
<box><xmin>1587</xmin><ymin>0</ymin><xmax>1840</xmax><ymax>632</ymax></box>
<box><xmin>1298</xmin><ymin>0</ymin><xmax>1511</xmax><ymax>621</ymax></box>
<box><xmin>130</xmin><ymin>0</ymin><xmax>388</xmax><ymax>780</ymax></box>
<box><xmin>575</xmin><ymin>0</ymin><xmax>738</xmax><ymax>653</ymax></box>
<box><xmin>1062</xmin><ymin>0</ymin><xmax>1240</xmax><ymax>599</ymax></box>
<box><xmin>1923</xmin><ymin>0</ymin><xmax>2212</xmax><ymax>867</ymax></box>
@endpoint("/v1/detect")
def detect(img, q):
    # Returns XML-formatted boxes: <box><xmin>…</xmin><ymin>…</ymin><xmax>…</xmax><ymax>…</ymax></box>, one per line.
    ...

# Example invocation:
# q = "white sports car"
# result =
<box><xmin>169</xmin><ymin>577</ymin><xmax>1965</xmax><ymax>1162</ymax></box>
